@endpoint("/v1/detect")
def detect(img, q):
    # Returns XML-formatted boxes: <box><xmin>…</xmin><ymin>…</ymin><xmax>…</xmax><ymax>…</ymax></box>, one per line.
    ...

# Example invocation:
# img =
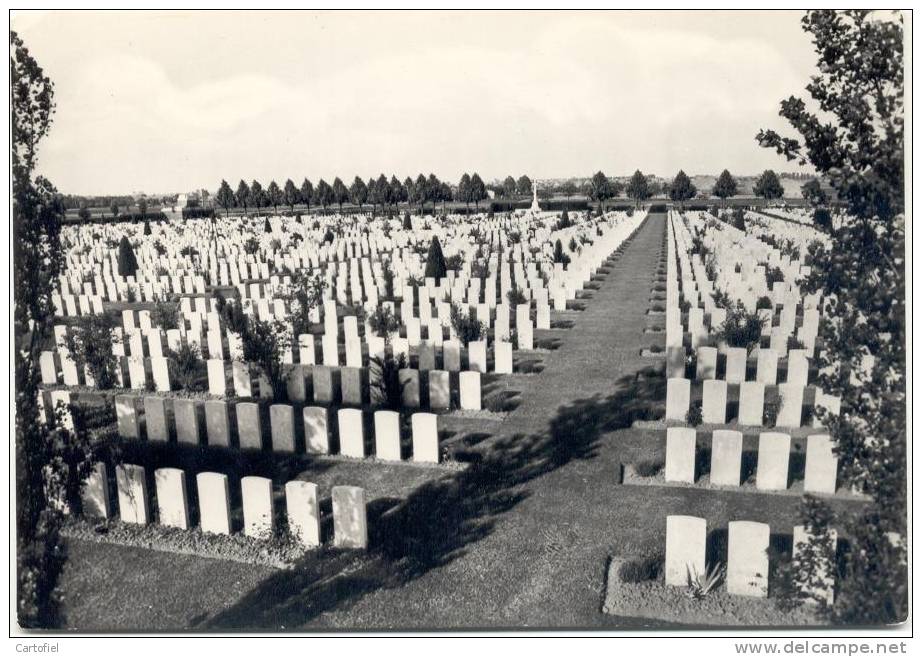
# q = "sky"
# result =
<box><xmin>12</xmin><ymin>10</ymin><xmax>821</xmax><ymax>196</ymax></box>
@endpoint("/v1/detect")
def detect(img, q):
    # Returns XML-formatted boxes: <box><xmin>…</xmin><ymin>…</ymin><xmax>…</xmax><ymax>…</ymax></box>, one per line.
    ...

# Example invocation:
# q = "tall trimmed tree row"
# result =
<box><xmin>753</xmin><ymin>169</ymin><xmax>785</xmax><ymax>201</ymax></box>
<box><xmin>215</xmin><ymin>179</ymin><xmax>235</xmax><ymax>216</ymax></box>
<box><xmin>350</xmin><ymin>176</ymin><xmax>368</xmax><ymax>213</ymax></box>
<box><xmin>712</xmin><ymin>169</ymin><xmax>738</xmax><ymax>206</ymax></box>
<box><xmin>588</xmin><ymin>170</ymin><xmax>612</xmax><ymax>213</ymax></box>
<box><xmin>668</xmin><ymin>170</ymin><xmax>697</xmax><ymax>208</ymax></box>
<box><xmin>235</xmin><ymin>180</ymin><xmax>251</xmax><ymax>215</ymax></box>
<box><xmin>626</xmin><ymin>169</ymin><xmax>651</xmax><ymax>207</ymax></box>
<box><xmin>300</xmin><ymin>179</ymin><xmax>314</xmax><ymax>212</ymax></box>
<box><xmin>250</xmin><ymin>180</ymin><xmax>266</xmax><ymax>216</ymax></box>
<box><xmin>283</xmin><ymin>178</ymin><xmax>300</xmax><ymax>211</ymax></box>
<box><xmin>470</xmin><ymin>173</ymin><xmax>487</xmax><ymax>211</ymax></box>
<box><xmin>332</xmin><ymin>177</ymin><xmax>349</xmax><ymax>212</ymax></box>
<box><xmin>266</xmin><ymin>180</ymin><xmax>283</xmax><ymax>214</ymax></box>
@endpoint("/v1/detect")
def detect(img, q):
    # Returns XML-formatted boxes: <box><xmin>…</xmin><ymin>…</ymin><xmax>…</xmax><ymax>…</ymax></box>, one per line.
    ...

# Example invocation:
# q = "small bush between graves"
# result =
<box><xmin>167</xmin><ymin>343</ymin><xmax>206</xmax><ymax>392</ymax></box>
<box><xmin>686</xmin><ymin>403</ymin><xmax>703</xmax><ymax>427</ymax></box>
<box><xmin>506</xmin><ymin>286</ymin><xmax>527</xmax><ymax>306</ymax></box>
<box><xmin>64</xmin><ymin>314</ymin><xmax>120</xmax><ymax>390</ymax></box>
<box><xmin>233</xmin><ymin>316</ymin><xmax>292</xmax><ymax>402</ymax></box>
<box><xmin>368</xmin><ymin>305</ymin><xmax>400</xmax><ymax>338</ymax></box>
<box><xmin>450</xmin><ymin>304</ymin><xmax>486</xmax><ymax>343</ymax></box>
<box><xmin>715</xmin><ymin>302</ymin><xmax>766</xmax><ymax>353</ymax></box>
<box><xmin>370</xmin><ymin>352</ymin><xmax>409</xmax><ymax>411</ymax></box>
<box><xmin>151</xmin><ymin>300</ymin><xmax>180</xmax><ymax>331</ymax></box>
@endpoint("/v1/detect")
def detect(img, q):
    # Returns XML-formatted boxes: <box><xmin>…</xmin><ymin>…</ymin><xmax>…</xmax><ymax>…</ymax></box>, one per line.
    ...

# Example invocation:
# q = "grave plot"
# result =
<box><xmin>609</xmin><ymin>207</ymin><xmax>869</xmax><ymax>619</ymax></box>
<box><xmin>46</xmin><ymin>206</ymin><xmax>644</xmax><ymax>563</ymax></box>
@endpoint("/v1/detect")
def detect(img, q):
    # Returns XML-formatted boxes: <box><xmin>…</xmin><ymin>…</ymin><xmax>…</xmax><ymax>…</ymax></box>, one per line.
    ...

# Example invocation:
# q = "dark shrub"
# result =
<box><xmin>716</xmin><ymin>302</ymin><xmax>767</xmax><ymax>352</ymax></box>
<box><xmin>117</xmin><ymin>236</ymin><xmax>138</xmax><ymax>277</ymax></box>
<box><xmin>450</xmin><ymin>304</ymin><xmax>485</xmax><ymax>343</ymax></box>
<box><xmin>506</xmin><ymin>286</ymin><xmax>528</xmax><ymax>306</ymax></box>
<box><xmin>370</xmin><ymin>352</ymin><xmax>409</xmax><ymax>411</ymax></box>
<box><xmin>64</xmin><ymin>314</ymin><xmax>119</xmax><ymax>389</ymax></box>
<box><xmin>813</xmin><ymin>208</ymin><xmax>832</xmax><ymax>230</ymax></box>
<box><xmin>151</xmin><ymin>300</ymin><xmax>179</xmax><ymax>330</ymax></box>
<box><xmin>686</xmin><ymin>403</ymin><xmax>703</xmax><ymax>427</ymax></box>
<box><xmin>168</xmin><ymin>342</ymin><xmax>206</xmax><ymax>392</ymax></box>
<box><xmin>424</xmin><ymin>236</ymin><xmax>448</xmax><ymax>279</ymax></box>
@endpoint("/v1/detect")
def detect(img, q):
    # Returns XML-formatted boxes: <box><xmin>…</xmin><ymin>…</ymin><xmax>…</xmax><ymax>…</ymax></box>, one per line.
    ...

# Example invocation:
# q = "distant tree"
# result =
<box><xmin>458</xmin><ymin>173</ymin><xmax>472</xmax><ymax>210</ymax></box>
<box><xmin>350</xmin><ymin>176</ymin><xmax>368</xmax><ymax>213</ymax></box>
<box><xmin>332</xmin><ymin>177</ymin><xmax>349</xmax><ymax>213</ymax></box>
<box><xmin>668</xmin><ymin>170</ymin><xmax>697</xmax><ymax>208</ymax></box>
<box><xmin>283</xmin><ymin>178</ymin><xmax>300</xmax><ymax>212</ymax></box>
<box><xmin>757</xmin><ymin>9</ymin><xmax>905</xmax><ymax>625</ymax></box>
<box><xmin>712</xmin><ymin>169</ymin><xmax>739</xmax><ymax>206</ymax></box>
<box><xmin>753</xmin><ymin>169</ymin><xmax>785</xmax><ymax>201</ymax></box>
<box><xmin>299</xmin><ymin>179</ymin><xmax>313</xmax><ymax>212</ymax></box>
<box><xmin>314</xmin><ymin>179</ymin><xmax>334</xmax><ymax>214</ymax></box>
<box><xmin>470</xmin><ymin>173</ymin><xmax>487</xmax><ymax>211</ymax></box>
<box><xmin>588</xmin><ymin>170</ymin><xmax>612</xmax><ymax>213</ymax></box>
<box><xmin>137</xmin><ymin>196</ymin><xmax>148</xmax><ymax>215</ymax></box>
<box><xmin>109</xmin><ymin>201</ymin><xmax>119</xmax><ymax>217</ymax></box>
<box><xmin>215</xmin><ymin>179</ymin><xmax>235</xmax><ymax>216</ymax></box>
<box><xmin>516</xmin><ymin>174</ymin><xmax>532</xmax><ymax>197</ymax></box>
<box><xmin>117</xmin><ymin>235</ymin><xmax>138</xmax><ymax>277</ymax></box>
<box><xmin>424</xmin><ymin>236</ymin><xmax>448</xmax><ymax>279</ymax></box>
<box><xmin>265</xmin><ymin>181</ymin><xmax>283</xmax><ymax>214</ymax></box>
<box><xmin>373</xmin><ymin>175</ymin><xmax>390</xmax><ymax>214</ymax></box>
<box><xmin>390</xmin><ymin>175</ymin><xmax>406</xmax><ymax>212</ymax></box>
<box><xmin>77</xmin><ymin>204</ymin><xmax>90</xmax><ymax>222</ymax></box>
<box><xmin>235</xmin><ymin>179</ymin><xmax>250</xmax><ymax>215</ymax></box>
<box><xmin>250</xmin><ymin>180</ymin><xmax>266</xmax><ymax>216</ymax></box>
<box><xmin>439</xmin><ymin>181</ymin><xmax>453</xmax><ymax>212</ymax></box>
<box><xmin>560</xmin><ymin>181</ymin><xmax>578</xmax><ymax>209</ymax></box>
<box><xmin>427</xmin><ymin>173</ymin><xmax>441</xmax><ymax>214</ymax></box>
<box><xmin>413</xmin><ymin>173</ymin><xmax>428</xmax><ymax>214</ymax></box>
<box><xmin>626</xmin><ymin>169</ymin><xmax>651</xmax><ymax>207</ymax></box>
<box><xmin>801</xmin><ymin>178</ymin><xmax>829</xmax><ymax>207</ymax></box>
<box><xmin>503</xmin><ymin>175</ymin><xmax>517</xmax><ymax>198</ymax></box>
<box><xmin>403</xmin><ymin>177</ymin><xmax>416</xmax><ymax>212</ymax></box>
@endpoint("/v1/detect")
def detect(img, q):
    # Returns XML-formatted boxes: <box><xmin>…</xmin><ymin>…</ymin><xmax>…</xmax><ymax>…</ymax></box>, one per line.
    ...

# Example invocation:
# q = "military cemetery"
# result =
<box><xmin>12</xmin><ymin>8</ymin><xmax>907</xmax><ymax>640</ymax></box>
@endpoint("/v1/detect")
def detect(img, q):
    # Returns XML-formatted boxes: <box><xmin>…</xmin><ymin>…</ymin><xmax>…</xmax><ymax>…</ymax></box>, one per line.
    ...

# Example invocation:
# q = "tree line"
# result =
<box><xmin>213</xmin><ymin>172</ymin><xmax>494</xmax><ymax>217</ymax></box>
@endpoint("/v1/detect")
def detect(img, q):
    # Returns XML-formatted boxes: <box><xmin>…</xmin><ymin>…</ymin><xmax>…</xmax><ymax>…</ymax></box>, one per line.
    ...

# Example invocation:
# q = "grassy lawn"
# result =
<box><xmin>59</xmin><ymin>539</ymin><xmax>275</xmax><ymax>631</ymax></box>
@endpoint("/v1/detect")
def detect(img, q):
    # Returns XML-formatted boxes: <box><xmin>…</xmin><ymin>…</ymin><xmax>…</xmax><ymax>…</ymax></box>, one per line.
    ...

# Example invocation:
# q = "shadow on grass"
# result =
<box><xmin>200</xmin><ymin>367</ymin><xmax>664</xmax><ymax>630</ymax></box>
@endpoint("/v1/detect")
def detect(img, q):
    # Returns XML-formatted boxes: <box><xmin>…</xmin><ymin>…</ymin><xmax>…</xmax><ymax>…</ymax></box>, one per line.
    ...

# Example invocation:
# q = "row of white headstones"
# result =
<box><xmin>82</xmin><ymin>462</ymin><xmax>369</xmax><ymax>550</ymax></box>
<box><xmin>113</xmin><ymin>392</ymin><xmax>455</xmax><ymax>462</ymax></box>
<box><xmin>659</xmin><ymin>208</ymin><xmax>842</xmax><ymax>602</ymax></box>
